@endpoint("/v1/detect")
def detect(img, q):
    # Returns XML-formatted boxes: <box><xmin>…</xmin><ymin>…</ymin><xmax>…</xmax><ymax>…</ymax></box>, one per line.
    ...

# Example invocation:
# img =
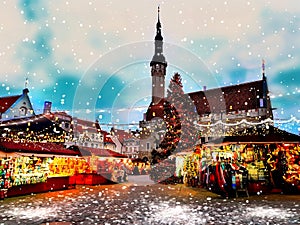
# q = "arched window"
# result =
<box><xmin>19</xmin><ymin>106</ymin><xmax>27</xmax><ymax>116</ymax></box>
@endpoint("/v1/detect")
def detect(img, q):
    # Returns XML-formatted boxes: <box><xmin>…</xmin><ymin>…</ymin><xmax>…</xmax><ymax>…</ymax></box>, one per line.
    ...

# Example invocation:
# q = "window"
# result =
<box><xmin>260</xmin><ymin>98</ymin><xmax>264</xmax><ymax>107</ymax></box>
<box><xmin>146</xmin><ymin>142</ymin><xmax>150</xmax><ymax>150</ymax></box>
<box><xmin>19</xmin><ymin>106</ymin><xmax>27</xmax><ymax>116</ymax></box>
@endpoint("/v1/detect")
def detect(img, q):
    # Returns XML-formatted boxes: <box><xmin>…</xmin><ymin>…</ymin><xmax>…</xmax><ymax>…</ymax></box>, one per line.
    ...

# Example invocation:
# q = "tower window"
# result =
<box><xmin>260</xmin><ymin>99</ymin><xmax>264</xmax><ymax>107</ymax></box>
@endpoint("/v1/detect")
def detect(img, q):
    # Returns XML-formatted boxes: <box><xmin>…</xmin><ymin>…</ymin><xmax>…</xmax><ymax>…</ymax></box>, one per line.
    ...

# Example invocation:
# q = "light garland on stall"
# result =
<box><xmin>193</xmin><ymin>117</ymin><xmax>300</xmax><ymax>128</ymax></box>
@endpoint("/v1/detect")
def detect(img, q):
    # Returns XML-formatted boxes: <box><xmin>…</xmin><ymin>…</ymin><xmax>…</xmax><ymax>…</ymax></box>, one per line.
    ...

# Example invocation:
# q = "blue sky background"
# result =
<box><xmin>0</xmin><ymin>0</ymin><xmax>300</xmax><ymax>133</ymax></box>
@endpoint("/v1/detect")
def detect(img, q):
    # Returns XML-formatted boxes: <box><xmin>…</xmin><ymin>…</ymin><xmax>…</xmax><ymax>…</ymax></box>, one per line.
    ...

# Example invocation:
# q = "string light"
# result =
<box><xmin>194</xmin><ymin>117</ymin><xmax>300</xmax><ymax>128</ymax></box>
<box><xmin>1</xmin><ymin>114</ymin><xmax>299</xmax><ymax>131</ymax></box>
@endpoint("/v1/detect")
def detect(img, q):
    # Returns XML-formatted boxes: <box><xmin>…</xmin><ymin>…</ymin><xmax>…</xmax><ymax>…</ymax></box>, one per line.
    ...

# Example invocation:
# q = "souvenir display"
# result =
<box><xmin>284</xmin><ymin>145</ymin><xmax>300</xmax><ymax>185</ymax></box>
<box><xmin>172</xmin><ymin>143</ymin><xmax>300</xmax><ymax>196</ymax></box>
<box><xmin>182</xmin><ymin>154</ymin><xmax>200</xmax><ymax>187</ymax></box>
<box><xmin>0</xmin><ymin>157</ymin><xmax>13</xmax><ymax>189</ymax></box>
<box><xmin>12</xmin><ymin>156</ymin><xmax>49</xmax><ymax>186</ymax></box>
<box><xmin>48</xmin><ymin>157</ymin><xmax>91</xmax><ymax>177</ymax></box>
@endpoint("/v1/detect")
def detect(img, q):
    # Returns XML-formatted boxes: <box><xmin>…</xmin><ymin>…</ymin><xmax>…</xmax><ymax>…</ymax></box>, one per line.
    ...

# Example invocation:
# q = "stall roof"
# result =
<box><xmin>0</xmin><ymin>138</ymin><xmax>81</xmax><ymax>156</ymax></box>
<box><xmin>206</xmin><ymin>125</ymin><xmax>300</xmax><ymax>144</ymax></box>
<box><xmin>13</xmin><ymin>152</ymin><xmax>82</xmax><ymax>158</ymax></box>
<box><xmin>0</xmin><ymin>114</ymin><xmax>65</xmax><ymax>134</ymax></box>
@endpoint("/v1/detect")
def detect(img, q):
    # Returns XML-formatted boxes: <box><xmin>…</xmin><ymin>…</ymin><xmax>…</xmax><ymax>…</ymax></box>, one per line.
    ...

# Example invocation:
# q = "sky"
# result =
<box><xmin>0</xmin><ymin>0</ymin><xmax>300</xmax><ymax>133</ymax></box>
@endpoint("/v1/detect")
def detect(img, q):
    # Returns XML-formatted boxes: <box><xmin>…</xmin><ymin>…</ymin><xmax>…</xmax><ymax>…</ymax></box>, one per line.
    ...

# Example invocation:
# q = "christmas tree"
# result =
<box><xmin>159</xmin><ymin>73</ymin><xmax>199</xmax><ymax>157</ymax></box>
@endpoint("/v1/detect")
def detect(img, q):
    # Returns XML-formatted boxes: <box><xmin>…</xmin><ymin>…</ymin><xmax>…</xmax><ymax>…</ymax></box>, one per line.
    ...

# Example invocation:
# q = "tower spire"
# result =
<box><xmin>262</xmin><ymin>59</ymin><xmax>266</xmax><ymax>79</ymax></box>
<box><xmin>261</xmin><ymin>59</ymin><xmax>265</xmax><ymax>77</ymax></box>
<box><xmin>158</xmin><ymin>5</ymin><xmax>160</xmax><ymax>21</ymax></box>
<box><xmin>155</xmin><ymin>5</ymin><xmax>163</xmax><ymax>41</ymax></box>
<box><xmin>151</xmin><ymin>5</ymin><xmax>166</xmax><ymax>64</ymax></box>
<box><xmin>23</xmin><ymin>77</ymin><xmax>29</xmax><ymax>95</ymax></box>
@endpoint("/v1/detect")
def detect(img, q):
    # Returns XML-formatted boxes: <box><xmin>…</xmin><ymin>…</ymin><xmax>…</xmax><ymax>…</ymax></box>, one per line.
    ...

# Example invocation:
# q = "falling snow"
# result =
<box><xmin>0</xmin><ymin>1</ymin><xmax>300</xmax><ymax>223</ymax></box>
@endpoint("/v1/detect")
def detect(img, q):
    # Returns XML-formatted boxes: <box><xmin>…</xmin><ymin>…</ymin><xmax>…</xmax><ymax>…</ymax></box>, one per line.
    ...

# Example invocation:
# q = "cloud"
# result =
<box><xmin>0</xmin><ymin>1</ymin><xmax>299</xmax><ymax>132</ymax></box>
<box><xmin>18</xmin><ymin>0</ymin><xmax>48</xmax><ymax>22</ymax></box>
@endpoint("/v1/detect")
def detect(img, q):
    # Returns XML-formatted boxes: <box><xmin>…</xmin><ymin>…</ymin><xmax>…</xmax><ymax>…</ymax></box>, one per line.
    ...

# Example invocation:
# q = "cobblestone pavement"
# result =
<box><xmin>0</xmin><ymin>175</ymin><xmax>300</xmax><ymax>225</ymax></box>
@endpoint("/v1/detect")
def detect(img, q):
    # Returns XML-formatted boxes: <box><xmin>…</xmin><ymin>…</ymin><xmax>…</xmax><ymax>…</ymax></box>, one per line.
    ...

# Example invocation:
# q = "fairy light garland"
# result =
<box><xmin>0</xmin><ymin>114</ymin><xmax>47</xmax><ymax>127</ymax></box>
<box><xmin>0</xmin><ymin>114</ymin><xmax>299</xmax><ymax>133</ymax></box>
<box><xmin>194</xmin><ymin>117</ymin><xmax>300</xmax><ymax>128</ymax></box>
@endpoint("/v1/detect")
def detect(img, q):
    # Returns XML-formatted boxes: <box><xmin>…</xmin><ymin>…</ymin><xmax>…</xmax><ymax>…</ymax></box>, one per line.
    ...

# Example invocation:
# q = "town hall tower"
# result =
<box><xmin>150</xmin><ymin>6</ymin><xmax>167</xmax><ymax>105</ymax></box>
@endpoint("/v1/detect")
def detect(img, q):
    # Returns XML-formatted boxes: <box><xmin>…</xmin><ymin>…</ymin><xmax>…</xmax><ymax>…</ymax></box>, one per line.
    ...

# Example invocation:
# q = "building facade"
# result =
<box><xmin>72</xmin><ymin>118</ymin><xmax>104</xmax><ymax>149</ymax></box>
<box><xmin>0</xmin><ymin>88</ymin><xmax>35</xmax><ymax>121</ymax></box>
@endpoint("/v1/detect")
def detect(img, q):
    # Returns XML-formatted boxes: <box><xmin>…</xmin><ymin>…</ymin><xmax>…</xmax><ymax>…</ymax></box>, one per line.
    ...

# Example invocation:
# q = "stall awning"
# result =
<box><xmin>13</xmin><ymin>152</ymin><xmax>82</xmax><ymax>158</ymax></box>
<box><xmin>0</xmin><ymin>151</ymin><xmax>19</xmax><ymax>158</ymax></box>
<box><xmin>0</xmin><ymin>138</ymin><xmax>81</xmax><ymax>156</ymax></box>
<box><xmin>206</xmin><ymin>125</ymin><xmax>300</xmax><ymax>144</ymax></box>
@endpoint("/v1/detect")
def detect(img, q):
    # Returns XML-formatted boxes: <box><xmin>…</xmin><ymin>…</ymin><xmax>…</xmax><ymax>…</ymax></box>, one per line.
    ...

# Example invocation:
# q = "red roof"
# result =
<box><xmin>146</xmin><ymin>79</ymin><xmax>273</xmax><ymax>121</ymax></box>
<box><xmin>0</xmin><ymin>95</ymin><xmax>21</xmax><ymax>113</ymax></box>
<box><xmin>74</xmin><ymin>118</ymin><xmax>96</xmax><ymax>128</ymax></box>
<box><xmin>111</xmin><ymin>129</ymin><xmax>133</xmax><ymax>143</ymax></box>
<box><xmin>73</xmin><ymin>118</ymin><xmax>100</xmax><ymax>134</ymax></box>
<box><xmin>101</xmin><ymin>130</ymin><xmax>114</xmax><ymax>144</ymax></box>
<box><xmin>79</xmin><ymin>146</ymin><xmax>127</xmax><ymax>158</ymax></box>
<box><xmin>0</xmin><ymin>138</ymin><xmax>81</xmax><ymax>156</ymax></box>
<box><xmin>189</xmin><ymin>79</ymin><xmax>272</xmax><ymax>116</ymax></box>
<box><xmin>44</xmin><ymin>112</ymin><xmax>72</xmax><ymax>121</ymax></box>
<box><xmin>145</xmin><ymin>98</ymin><xmax>168</xmax><ymax>121</ymax></box>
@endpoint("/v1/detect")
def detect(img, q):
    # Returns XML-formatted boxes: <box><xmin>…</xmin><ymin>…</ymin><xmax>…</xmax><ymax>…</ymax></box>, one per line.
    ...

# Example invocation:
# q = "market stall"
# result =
<box><xmin>0</xmin><ymin>138</ymin><xmax>91</xmax><ymax>198</ymax></box>
<box><xmin>173</xmin><ymin>141</ymin><xmax>300</xmax><ymax>197</ymax></box>
<box><xmin>174</xmin><ymin>145</ymin><xmax>252</xmax><ymax>197</ymax></box>
<box><xmin>72</xmin><ymin>146</ymin><xmax>131</xmax><ymax>184</ymax></box>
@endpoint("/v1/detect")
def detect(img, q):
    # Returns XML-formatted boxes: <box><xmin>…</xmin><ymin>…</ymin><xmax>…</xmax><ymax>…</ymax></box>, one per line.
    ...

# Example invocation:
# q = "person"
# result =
<box><xmin>133</xmin><ymin>164</ymin><xmax>140</xmax><ymax>175</ymax></box>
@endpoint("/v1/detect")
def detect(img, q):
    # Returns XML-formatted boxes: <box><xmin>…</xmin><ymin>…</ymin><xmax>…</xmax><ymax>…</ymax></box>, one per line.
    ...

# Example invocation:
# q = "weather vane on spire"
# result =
<box><xmin>262</xmin><ymin>59</ymin><xmax>266</xmax><ymax>79</ymax></box>
<box><xmin>25</xmin><ymin>77</ymin><xmax>29</xmax><ymax>89</ymax></box>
